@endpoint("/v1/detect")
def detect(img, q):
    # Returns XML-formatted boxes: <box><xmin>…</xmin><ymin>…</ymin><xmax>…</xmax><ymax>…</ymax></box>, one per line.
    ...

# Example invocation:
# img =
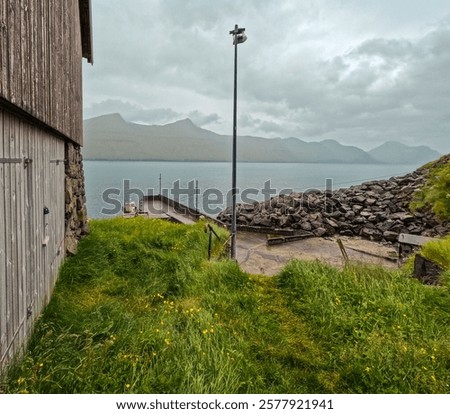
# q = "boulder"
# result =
<box><xmin>260</xmin><ymin>217</ymin><xmax>272</xmax><ymax>227</ymax></box>
<box><xmin>382</xmin><ymin>230</ymin><xmax>399</xmax><ymax>243</ymax></box>
<box><xmin>413</xmin><ymin>254</ymin><xmax>443</xmax><ymax>285</ymax></box>
<box><xmin>360</xmin><ymin>227</ymin><xmax>382</xmax><ymax>241</ymax></box>
<box><xmin>279</xmin><ymin>216</ymin><xmax>290</xmax><ymax>228</ymax></box>
<box><xmin>353</xmin><ymin>195</ymin><xmax>366</xmax><ymax>204</ymax></box>
<box><xmin>311</xmin><ymin>220</ymin><xmax>323</xmax><ymax>229</ymax></box>
<box><xmin>300</xmin><ymin>221</ymin><xmax>313</xmax><ymax>231</ymax></box>
<box><xmin>313</xmin><ymin>227</ymin><xmax>327</xmax><ymax>237</ymax></box>
<box><xmin>324</xmin><ymin>218</ymin><xmax>339</xmax><ymax>228</ymax></box>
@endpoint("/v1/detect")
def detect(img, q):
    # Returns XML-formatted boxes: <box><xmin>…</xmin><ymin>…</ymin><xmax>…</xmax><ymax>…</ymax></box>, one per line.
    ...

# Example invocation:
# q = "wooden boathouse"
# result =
<box><xmin>0</xmin><ymin>0</ymin><xmax>93</xmax><ymax>371</ymax></box>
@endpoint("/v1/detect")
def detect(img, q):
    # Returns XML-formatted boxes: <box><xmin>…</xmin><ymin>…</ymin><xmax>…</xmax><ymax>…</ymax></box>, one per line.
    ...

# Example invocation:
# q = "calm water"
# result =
<box><xmin>84</xmin><ymin>161</ymin><xmax>421</xmax><ymax>218</ymax></box>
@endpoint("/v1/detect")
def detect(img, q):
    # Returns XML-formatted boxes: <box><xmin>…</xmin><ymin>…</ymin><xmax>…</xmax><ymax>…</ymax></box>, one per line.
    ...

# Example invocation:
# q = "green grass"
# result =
<box><xmin>2</xmin><ymin>217</ymin><xmax>450</xmax><ymax>393</ymax></box>
<box><xmin>418</xmin><ymin>235</ymin><xmax>450</xmax><ymax>270</ymax></box>
<box><xmin>402</xmin><ymin>234</ymin><xmax>450</xmax><ymax>289</ymax></box>
<box><xmin>277</xmin><ymin>261</ymin><xmax>450</xmax><ymax>393</ymax></box>
<box><xmin>411</xmin><ymin>156</ymin><xmax>450</xmax><ymax>220</ymax></box>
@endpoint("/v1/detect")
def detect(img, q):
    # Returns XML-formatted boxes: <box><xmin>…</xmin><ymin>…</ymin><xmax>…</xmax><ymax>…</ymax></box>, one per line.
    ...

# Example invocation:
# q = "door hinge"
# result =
<box><xmin>0</xmin><ymin>158</ymin><xmax>22</xmax><ymax>164</ymax></box>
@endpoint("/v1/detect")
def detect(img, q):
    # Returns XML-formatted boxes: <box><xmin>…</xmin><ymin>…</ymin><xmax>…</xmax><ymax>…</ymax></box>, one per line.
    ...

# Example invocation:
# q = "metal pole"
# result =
<box><xmin>159</xmin><ymin>173</ymin><xmax>162</xmax><ymax>196</ymax></box>
<box><xmin>195</xmin><ymin>179</ymin><xmax>199</xmax><ymax>212</ymax></box>
<box><xmin>230</xmin><ymin>24</ymin><xmax>238</xmax><ymax>260</ymax></box>
<box><xmin>208</xmin><ymin>229</ymin><xmax>213</xmax><ymax>260</ymax></box>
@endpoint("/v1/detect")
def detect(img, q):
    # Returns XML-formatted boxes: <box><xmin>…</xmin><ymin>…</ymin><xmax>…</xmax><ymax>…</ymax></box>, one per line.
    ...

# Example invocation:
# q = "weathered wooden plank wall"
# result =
<box><xmin>0</xmin><ymin>0</ymin><xmax>84</xmax><ymax>145</ymax></box>
<box><xmin>0</xmin><ymin>109</ymin><xmax>65</xmax><ymax>369</ymax></box>
<box><xmin>0</xmin><ymin>0</ymin><xmax>90</xmax><ymax>373</ymax></box>
<box><xmin>0</xmin><ymin>111</ymin><xmax>6</xmax><ymax>361</ymax></box>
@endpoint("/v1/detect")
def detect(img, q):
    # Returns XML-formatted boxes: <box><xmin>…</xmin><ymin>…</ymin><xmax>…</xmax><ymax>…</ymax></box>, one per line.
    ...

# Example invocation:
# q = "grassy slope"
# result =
<box><xmin>3</xmin><ymin>218</ymin><xmax>450</xmax><ymax>393</ymax></box>
<box><xmin>411</xmin><ymin>154</ymin><xmax>450</xmax><ymax>220</ymax></box>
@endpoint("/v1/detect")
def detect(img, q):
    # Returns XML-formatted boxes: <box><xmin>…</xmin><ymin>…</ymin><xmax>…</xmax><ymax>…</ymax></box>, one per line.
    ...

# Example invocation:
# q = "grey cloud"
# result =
<box><xmin>284</xmin><ymin>22</ymin><xmax>450</xmax><ymax>151</ymax></box>
<box><xmin>352</xmin><ymin>38</ymin><xmax>416</xmax><ymax>60</ymax></box>
<box><xmin>187</xmin><ymin>111</ymin><xmax>221</xmax><ymax>127</ymax></box>
<box><xmin>239</xmin><ymin>114</ymin><xmax>289</xmax><ymax>137</ymax></box>
<box><xmin>84</xmin><ymin>100</ymin><xmax>182</xmax><ymax>124</ymax></box>
<box><xmin>83</xmin><ymin>1</ymin><xmax>450</xmax><ymax>153</ymax></box>
<box><xmin>84</xmin><ymin>99</ymin><xmax>222</xmax><ymax>132</ymax></box>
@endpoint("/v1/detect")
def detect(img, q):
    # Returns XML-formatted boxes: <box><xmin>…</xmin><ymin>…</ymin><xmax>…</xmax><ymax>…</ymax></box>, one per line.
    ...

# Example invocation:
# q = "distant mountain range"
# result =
<box><xmin>367</xmin><ymin>141</ymin><xmax>440</xmax><ymax>164</ymax></box>
<box><xmin>83</xmin><ymin>113</ymin><xmax>441</xmax><ymax>164</ymax></box>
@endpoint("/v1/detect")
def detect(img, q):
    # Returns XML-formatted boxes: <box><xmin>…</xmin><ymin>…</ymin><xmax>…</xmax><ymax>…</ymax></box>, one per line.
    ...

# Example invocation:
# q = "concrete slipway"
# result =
<box><xmin>236</xmin><ymin>232</ymin><xmax>398</xmax><ymax>276</ymax></box>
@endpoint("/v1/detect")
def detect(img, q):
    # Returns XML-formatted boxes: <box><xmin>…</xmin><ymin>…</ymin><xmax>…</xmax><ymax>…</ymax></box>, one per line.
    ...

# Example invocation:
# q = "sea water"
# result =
<box><xmin>84</xmin><ymin>160</ymin><xmax>421</xmax><ymax>218</ymax></box>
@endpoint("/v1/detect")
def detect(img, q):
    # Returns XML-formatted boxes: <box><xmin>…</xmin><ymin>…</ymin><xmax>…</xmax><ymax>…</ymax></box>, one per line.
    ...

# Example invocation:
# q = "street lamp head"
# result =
<box><xmin>233</xmin><ymin>33</ymin><xmax>247</xmax><ymax>45</ymax></box>
<box><xmin>230</xmin><ymin>25</ymin><xmax>247</xmax><ymax>45</ymax></box>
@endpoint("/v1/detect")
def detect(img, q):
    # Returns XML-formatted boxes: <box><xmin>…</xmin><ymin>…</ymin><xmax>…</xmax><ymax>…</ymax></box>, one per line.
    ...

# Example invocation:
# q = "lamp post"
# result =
<box><xmin>229</xmin><ymin>24</ymin><xmax>247</xmax><ymax>260</ymax></box>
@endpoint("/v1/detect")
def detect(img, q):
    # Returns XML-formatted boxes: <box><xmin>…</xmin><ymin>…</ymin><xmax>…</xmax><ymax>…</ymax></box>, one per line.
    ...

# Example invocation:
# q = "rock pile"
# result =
<box><xmin>218</xmin><ymin>168</ymin><xmax>449</xmax><ymax>243</ymax></box>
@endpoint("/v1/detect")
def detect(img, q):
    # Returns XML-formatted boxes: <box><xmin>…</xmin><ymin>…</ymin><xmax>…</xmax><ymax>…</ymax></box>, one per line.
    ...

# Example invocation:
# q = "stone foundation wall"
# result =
<box><xmin>65</xmin><ymin>142</ymin><xmax>89</xmax><ymax>255</ymax></box>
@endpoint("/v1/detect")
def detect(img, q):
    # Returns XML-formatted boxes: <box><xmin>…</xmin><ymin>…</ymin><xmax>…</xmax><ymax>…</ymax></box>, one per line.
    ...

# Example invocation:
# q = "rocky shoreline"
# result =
<box><xmin>218</xmin><ymin>165</ymin><xmax>449</xmax><ymax>244</ymax></box>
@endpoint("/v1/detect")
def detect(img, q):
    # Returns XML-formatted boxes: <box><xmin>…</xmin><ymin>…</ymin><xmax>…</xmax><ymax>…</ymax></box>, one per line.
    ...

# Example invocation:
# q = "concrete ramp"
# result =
<box><xmin>140</xmin><ymin>195</ymin><xmax>199</xmax><ymax>225</ymax></box>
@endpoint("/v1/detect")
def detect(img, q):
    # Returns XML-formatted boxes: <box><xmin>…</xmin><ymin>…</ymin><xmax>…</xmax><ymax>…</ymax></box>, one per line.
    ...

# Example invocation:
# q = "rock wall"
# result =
<box><xmin>218</xmin><ymin>166</ymin><xmax>449</xmax><ymax>243</ymax></box>
<box><xmin>65</xmin><ymin>142</ymin><xmax>89</xmax><ymax>255</ymax></box>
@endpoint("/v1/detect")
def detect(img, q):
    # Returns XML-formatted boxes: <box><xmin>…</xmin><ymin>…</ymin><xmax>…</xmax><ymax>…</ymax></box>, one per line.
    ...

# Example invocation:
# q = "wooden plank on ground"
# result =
<box><xmin>267</xmin><ymin>233</ymin><xmax>315</xmax><ymax>246</ymax></box>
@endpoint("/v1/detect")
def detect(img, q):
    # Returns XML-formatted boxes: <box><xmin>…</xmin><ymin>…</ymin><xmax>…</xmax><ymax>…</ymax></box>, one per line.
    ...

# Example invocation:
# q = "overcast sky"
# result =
<box><xmin>83</xmin><ymin>0</ymin><xmax>450</xmax><ymax>152</ymax></box>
